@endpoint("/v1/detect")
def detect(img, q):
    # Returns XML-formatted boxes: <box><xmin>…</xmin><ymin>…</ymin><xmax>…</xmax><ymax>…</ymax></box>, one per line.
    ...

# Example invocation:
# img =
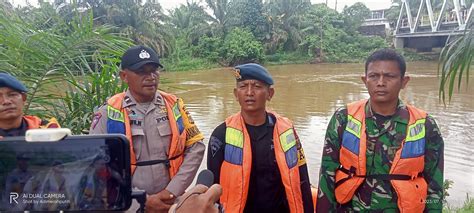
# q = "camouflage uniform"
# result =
<box><xmin>316</xmin><ymin>100</ymin><xmax>444</xmax><ymax>212</ymax></box>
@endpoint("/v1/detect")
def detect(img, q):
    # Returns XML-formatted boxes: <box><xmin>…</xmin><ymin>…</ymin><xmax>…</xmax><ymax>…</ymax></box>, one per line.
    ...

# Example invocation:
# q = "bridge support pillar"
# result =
<box><xmin>394</xmin><ymin>37</ymin><xmax>404</xmax><ymax>49</ymax></box>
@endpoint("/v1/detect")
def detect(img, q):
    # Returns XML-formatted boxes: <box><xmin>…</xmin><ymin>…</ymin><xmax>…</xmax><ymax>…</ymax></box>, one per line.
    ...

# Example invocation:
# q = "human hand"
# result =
<box><xmin>146</xmin><ymin>189</ymin><xmax>176</xmax><ymax>213</ymax></box>
<box><xmin>169</xmin><ymin>184</ymin><xmax>223</xmax><ymax>213</ymax></box>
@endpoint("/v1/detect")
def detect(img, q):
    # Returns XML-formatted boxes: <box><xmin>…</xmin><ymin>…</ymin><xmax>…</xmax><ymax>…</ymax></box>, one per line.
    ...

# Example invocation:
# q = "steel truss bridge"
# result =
<box><xmin>394</xmin><ymin>0</ymin><xmax>473</xmax><ymax>51</ymax></box>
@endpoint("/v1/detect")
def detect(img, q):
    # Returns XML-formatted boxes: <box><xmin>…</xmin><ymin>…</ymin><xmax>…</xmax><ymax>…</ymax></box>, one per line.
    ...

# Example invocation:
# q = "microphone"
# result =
<box><xmin>195</xmin><ymin>170</ymin><xmax>223</xmax><ymax>212</ymax></box>
<box><xmin>196</xmin><ymin>169</ymin><xmax>214</xmax><ymax>187</ymax></box>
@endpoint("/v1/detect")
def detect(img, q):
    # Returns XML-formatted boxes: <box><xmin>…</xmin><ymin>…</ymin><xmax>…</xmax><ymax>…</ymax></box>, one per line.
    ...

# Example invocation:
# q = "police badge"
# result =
<box><xmin>139</xmin><ymin>50</ymin><xmax>151</xmax><ymax>59</ymax></box>
<box><xmin>233</xmin><ymin>68</ymin><xmax>242</xmax><ymax>80</ymax></box>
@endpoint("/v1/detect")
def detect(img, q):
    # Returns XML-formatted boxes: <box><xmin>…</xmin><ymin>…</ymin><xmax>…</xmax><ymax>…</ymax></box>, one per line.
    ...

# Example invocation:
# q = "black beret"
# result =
<box><xmin>0</xmin><ymin>72</ymin><xmax>27</xmax><ymax>93</ymax></box>
<box><xmin>234</xmin><ymin>63</ymin><xmax>274</xmax><ymax>85</ymax></box>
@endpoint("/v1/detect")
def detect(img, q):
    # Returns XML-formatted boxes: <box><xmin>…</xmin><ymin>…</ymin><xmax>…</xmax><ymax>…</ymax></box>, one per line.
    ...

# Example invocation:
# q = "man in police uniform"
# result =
<box><xmin>89</xmin><ymin>45</ymin><xmax>205</xmax><ymax>212</ymax></box>
<box><xmin>0</xmin><ymin>72</ymin><xmax>59</xmax><ymax>138</ymax></box>
<box><xmin>316</xmin><ymin>49</ymin><xmax>444</xmax><ymax>212</ymax></box>
<box><xmin>207</xmin><ymin>63</ymin><xmax>314</xmax><ymax>213</ymax></box>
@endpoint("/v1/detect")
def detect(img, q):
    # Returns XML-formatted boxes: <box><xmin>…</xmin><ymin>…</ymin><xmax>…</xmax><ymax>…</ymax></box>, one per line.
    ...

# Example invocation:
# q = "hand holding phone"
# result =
<box><xmin>0</xmin><ymin>134</ymin><xmax>132</xmax><ymax>211</ymax></box>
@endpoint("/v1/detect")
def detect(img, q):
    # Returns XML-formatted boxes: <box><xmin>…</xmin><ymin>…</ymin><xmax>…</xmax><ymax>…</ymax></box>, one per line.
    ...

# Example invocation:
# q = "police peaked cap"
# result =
<box><xmin>234</xmin><ymin>63</ymin><xmax>274</xmax><ymax>85</ymax></box>
<box><xmin>0</xmin><ymin>72</ymin><xmax>28</xmax><ymax>93</ymax></box>
<box><xmin>121</xmin><ymin>45</ymin><xmax>163</xmax><ymax>71</ymax></box>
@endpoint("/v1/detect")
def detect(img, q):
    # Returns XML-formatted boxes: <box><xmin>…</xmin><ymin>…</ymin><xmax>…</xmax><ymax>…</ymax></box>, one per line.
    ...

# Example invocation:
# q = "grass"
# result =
<box><xmin>160</xmin><ymin>57</ymin><xmax>220</xmax><ymax>72</ymax></box>
<box><xmin>159</xmin><ymin>49</ymin><xmax>434</xmax><ymax>72</ymax></box>
<box><xmin>443</xmin><ymin>195</ymin><xmax>474</xmax><ymax>213</ymax></box>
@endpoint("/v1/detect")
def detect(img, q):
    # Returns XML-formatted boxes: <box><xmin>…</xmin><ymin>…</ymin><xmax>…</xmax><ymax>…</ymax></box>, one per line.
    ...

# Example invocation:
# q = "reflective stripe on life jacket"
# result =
<box><xmin>335</xmin><ymin>99</ymin><xmax>428</xmax><ymax>212</ymax></box>
<box><xmin>219</xmin><ymin>111</ymin><xmax>303</xmax><ymax>213</ymax></box>
<box><xmin>106</xmin><ymin>91</ymin><xmax>187</xmax><ymax>177</ymax></box>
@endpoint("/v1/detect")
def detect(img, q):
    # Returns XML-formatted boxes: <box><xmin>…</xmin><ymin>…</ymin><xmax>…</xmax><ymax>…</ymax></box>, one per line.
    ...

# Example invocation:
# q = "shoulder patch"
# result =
<box><xmin>294</xmin><ymin>129</ymin><xmax>307</xmax><ymax>166</ymax></box>
<box><xmin>94</xmin><ymin>102</ymin><xmax>107</xmax><ymax>112</ymax></box>
<box><xmin>210</xmin><ymin>136</ymin><xmax>224</xmax><ymax>157</ymax></box>
<box><xmin>91</xmin><ymin>112</ymin><xmax>102</xmax><ymax>130</ymax></box>
<box><xmin>124</xmin><ymin>96</ymin><xmax>132</xmax><ymax>104</ymax></box>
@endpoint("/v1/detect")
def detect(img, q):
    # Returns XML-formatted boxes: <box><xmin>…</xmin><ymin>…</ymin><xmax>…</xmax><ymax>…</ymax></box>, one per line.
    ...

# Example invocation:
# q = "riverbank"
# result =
<box><xmin>160</xmin><ymin>49</ymin><xmax>438</xmax><ymax>72</ymax></box>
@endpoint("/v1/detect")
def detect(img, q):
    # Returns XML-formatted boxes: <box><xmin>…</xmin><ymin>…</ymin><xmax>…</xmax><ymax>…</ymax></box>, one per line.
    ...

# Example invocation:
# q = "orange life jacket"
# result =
<box><xmin>335</xmin><ymin>99</ymin><xmax>428</xmax><ymax>212</ymax></box>
<box><xmin>23</xmin><ymin>115</ymin><xmax>60</xmax><ymax>129</ymax></box>
<box><xmin>106</xmin><ymin>91</ymin><xmax>187</xmax><ymax>177</ymax></box>
<box><xmin>311</xmin><ymin>186</ymin><xmax>318</xmax><ymax>212</ymax></box>
<box><xmin>219</xmin><ymin>112</ymin><xmax>303</xmax><ymax>213</ymax></box>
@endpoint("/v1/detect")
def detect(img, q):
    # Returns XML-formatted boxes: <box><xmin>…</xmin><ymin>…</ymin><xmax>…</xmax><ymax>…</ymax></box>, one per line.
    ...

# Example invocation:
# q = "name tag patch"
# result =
<box><xmin>156</xmin><ymin>116</ymin><xmax>169</xmax><ymax>123</ymax></box>
<box><xmin>130</xmin><ymin>120</ymin><xmax>142</xmax><ymax>126</ymax></box>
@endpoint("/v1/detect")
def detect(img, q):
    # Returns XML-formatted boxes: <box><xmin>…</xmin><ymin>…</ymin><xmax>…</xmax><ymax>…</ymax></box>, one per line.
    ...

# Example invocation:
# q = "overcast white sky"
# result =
<box><xmin>11</xmin><ymin>0</ymin><xmax>393</xmax><ymax>12</ymax></box>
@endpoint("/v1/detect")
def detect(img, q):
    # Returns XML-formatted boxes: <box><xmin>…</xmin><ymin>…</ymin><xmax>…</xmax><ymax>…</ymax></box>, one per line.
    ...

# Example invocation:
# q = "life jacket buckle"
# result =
<box><xmin>338</xmin><ymin>165</ymin><xmax>357</xmax><ymax>177</ymax></box>
<box><xmin>349</xmin><ymin>166</ymin><xmax>357</xmax><ymax>177</ymax></box>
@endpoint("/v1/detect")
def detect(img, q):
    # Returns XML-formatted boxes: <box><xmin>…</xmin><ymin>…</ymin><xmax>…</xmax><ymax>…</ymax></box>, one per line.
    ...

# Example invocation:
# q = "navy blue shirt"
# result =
<box><xmin>207</xmin><ymin>114</ymin><xmax>313</xmax><ymax>213</ymax></box>
<box><xmin>0</xmin><ymin>119</ymin><xmax>27</xmax><ymax>137</ymax></box>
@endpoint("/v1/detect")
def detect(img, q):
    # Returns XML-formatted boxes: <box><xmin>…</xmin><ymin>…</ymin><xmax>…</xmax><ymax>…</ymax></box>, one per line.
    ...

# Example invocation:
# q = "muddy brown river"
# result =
<box><xmin>161</xmin><ymin>61</ymin><xmax>473</xmax><ymax>206</ymax></box>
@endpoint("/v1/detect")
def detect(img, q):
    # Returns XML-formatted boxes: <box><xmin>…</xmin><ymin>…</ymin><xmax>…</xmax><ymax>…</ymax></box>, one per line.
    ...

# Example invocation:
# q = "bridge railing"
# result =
<box><xmin>395</xmin><ymin>0</ymin><xmax>472</xmax><ymax>35</ymax></box>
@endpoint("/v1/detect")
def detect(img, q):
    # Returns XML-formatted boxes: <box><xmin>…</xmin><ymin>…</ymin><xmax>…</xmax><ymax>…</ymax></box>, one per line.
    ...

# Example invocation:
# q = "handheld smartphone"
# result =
<box><xmin>0</xmin><ymin>134</ymin><xmax>132</xmax><ymax>211</ymax></box>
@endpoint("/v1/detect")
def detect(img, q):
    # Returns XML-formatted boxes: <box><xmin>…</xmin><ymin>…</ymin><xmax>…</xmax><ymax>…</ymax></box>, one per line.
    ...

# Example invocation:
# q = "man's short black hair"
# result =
<box><xmin>365</xmin><ymin>48</ymin><xmax>406</xmax><ymax>77</ymax></box>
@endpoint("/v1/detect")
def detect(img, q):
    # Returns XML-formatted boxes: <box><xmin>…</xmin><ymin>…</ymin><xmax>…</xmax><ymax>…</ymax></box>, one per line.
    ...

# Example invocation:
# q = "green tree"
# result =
<box><xmin>164</xmin><ymin>1</ymin><xmax>218</xmax><ymax>71</ymax></box>
<box><xmin>168</xmin><ymin>1</ymin><xmax>212</xmax><ymax>45</ymax></box>
<box><xmin>300</xmin><ymin>4</ymin><xmax>387</xmax><ymax>62</ymax></box>
<box><xmin>222</xmin><ymin>27</ymin><xmax>264</xmax><ymax>65</ymax></box>
<box><xmin>195</xmin><ymin>35</ymin><xmax>223</xmax><ymax>63</ymax></box>
<box><xmin>76</xmin><ymin>0</ymin><xmax>173</xmax><ymax>56</ymax></box>
<box><xmin>0</xmin><ymin>2</ymin><xmax>131</xmax><ymax>133</ymax></box>
<box><xmin>205</xmin><ymin>0</ymin><xmax>232</xmax><ymax>37</ymax></box>
<box><xmin>228</xmin><ymin>0</ymin><xmax>267</xmax><ymax>40</ymax></box>
<box><xmin>300</xmin><ymin>4</ymin><xmax>338</xmax><ymax>58</ymax></box>
<box><xmin>264</xmin><ymin>0</ymin><xmax>311</xmax><ymax>53</ymax></box>
<box><xmin>342</xmin><ymin>2</ymin><xmax>370</xmax><ymax>32</ymax></box>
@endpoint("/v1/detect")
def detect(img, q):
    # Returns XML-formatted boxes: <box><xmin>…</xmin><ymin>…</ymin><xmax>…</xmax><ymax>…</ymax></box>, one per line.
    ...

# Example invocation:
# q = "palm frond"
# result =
<box><xmin>0</xmin><ymin>3</ymin><xmax>132</xmax><ymax>134</ymax></box>
<box><xmin>438</xmin><ymin>18</ymin><xmax>473</xmax><ymax>104</ymax></box>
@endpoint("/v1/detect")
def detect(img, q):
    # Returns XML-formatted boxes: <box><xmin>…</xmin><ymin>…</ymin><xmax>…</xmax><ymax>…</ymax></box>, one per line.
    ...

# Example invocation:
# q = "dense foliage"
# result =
<box><xmin>2</xmin><ymin>0</ymin><xmax>392</xmax><ymax>69</ymax></box>
<box><xmin>3</xmin><ymin>0</ymin><xmax>468</xmax><ymax>133</ymax></box>
<box><xmin>0</xmin><ymin>1</ymin><xmax>131</xmax><ymax>133</ymax></box>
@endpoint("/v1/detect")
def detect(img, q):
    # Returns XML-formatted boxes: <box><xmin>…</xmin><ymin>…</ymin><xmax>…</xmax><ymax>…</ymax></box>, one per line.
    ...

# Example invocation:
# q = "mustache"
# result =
<box><xmin>0</xmin><ymin>106</ymin><xmax>17</xmax><ymax>112</ymax></box>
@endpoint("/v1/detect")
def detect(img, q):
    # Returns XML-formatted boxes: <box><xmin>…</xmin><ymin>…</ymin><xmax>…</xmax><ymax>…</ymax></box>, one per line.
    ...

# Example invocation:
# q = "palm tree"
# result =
<box><xmin>227</xmin><ymin>0</ymin><xmax>268</xmax><ymax>40</ymax></box>
<box><xmin>205</xmin><ymin>0</ymin><xmax>231</xmax><ymax>37</ymax></box>
<box><xmin>75</xmin><ymin>0</ymin><xmax>173</xmax><ymax>56</ymax></box>
<box><xmin>132</xmin><ymin>1</ymin><xmax>174</xmax><ymax>56</ymax></box>
<box><xmin>438</xmin><ymin>17</ymin><xmax>473</xmax><ymax>104</ymax></box>
<box><xmin>168</xmin><ymin>1</ymin><xmax>212</xmax><ymax>45</ymax></box>
<box><xmin>0</xmin><ymin>2</ymin><xmax>131</xmax><ymax>133</ymax></box>
<box><xmin>264</xmin><ymin>0</ymin><xmax>311</xmax><ymax>53</ymax></box>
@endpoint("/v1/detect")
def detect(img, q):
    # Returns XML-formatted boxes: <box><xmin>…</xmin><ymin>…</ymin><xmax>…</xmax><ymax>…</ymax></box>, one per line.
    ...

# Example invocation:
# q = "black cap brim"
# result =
<box><xmin>128</xmin><ymin>60</ymin><xmax>163</xmax><ymax>70</ymax></box>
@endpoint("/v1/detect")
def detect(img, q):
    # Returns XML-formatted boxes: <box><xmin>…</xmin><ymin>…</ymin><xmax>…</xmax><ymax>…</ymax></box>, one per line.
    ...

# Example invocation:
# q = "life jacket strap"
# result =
<box><xmin>335</xmin><ymin>165</ymin><xmax>421</xmax><ymax>187</ymax></box>
<box><xmin>134</xmin><ymin>154</ymin><xmax>182</xmax><ymax>168</ymax></box>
